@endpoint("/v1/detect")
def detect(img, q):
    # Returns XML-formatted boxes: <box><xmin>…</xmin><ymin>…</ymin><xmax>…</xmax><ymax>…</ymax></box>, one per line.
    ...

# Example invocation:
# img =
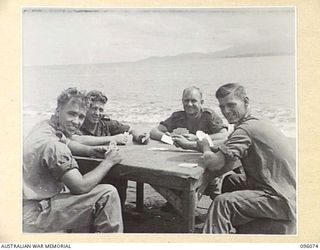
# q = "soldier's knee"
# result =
<box><xmin>212</xmin><ymin>194</ymin><xmax>227</xmax><ymax>209</ymax></box>
<box><xmin>213</xmin><ymin>193</ymin><xmax>236</xmax><ymax>210</ymax></box>
<box><xmin>91</xmin><ymin>184</ymin><xmax>119</xmax><ymax>200</ymax></box>
<box><xmin>94</xmin><ymin>184</ymin><xmax>121</xmax><ymax>208</ymax></box>
<box><xmin>94</xmin><ymin>184</ymin><xmax>117</xmax><ymax>193</ymax></box>
<box><xmin>210</xmin><ymin>193</ymin><xmax>236</xmax><ymax>222</ymax></box>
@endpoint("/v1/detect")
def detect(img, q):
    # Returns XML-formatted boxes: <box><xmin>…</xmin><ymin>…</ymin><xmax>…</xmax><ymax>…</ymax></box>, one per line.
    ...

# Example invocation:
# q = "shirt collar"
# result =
<box><xmin>234</xmin><ymin>110</ymin><xmax>252</xmax><ymax>128</ymax></box>
<box><xmin>81</xmin><ymin>118</ymin><xmax>101</xmax><ymax>135</ymax></box>
<box><xmin>49</xmin><ymin>114</ymin><xmax>72</xmax><ymax>138</ymax></box>
<box><xmin>184</xmin><ymin>108</ymin><xmax>203</xmax><ymax>120</ymax></box>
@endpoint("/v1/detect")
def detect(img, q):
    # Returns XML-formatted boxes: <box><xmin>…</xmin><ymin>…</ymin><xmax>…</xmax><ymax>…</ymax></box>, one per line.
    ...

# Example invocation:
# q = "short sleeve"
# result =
<box><xmin>160</xmin><ymin>114</ymin><xmax>176</xmax><ymax>132</ymax></box>
<box><xmin>42</xmin><ymin>140</ymin><xmax>79</xmax><ymax>180</ymax></box>
<box><xmin>160</xmin><ymin>111</ymin><xmax>185</xmax><ymax>133</ymax></box>
<box><xmin>207</xmin><ymin>111</ymin><xmax>227</xmax><ymax>134</ymax></box>
<box><xmin>107</xmin><ymin>119</ymin><xmax>130</xmax><ymax>135</ymax></box>
<box><xmin>218</xmin><ymin>127</ymin><xmax>252</xmax><ymax>162</ymax></box>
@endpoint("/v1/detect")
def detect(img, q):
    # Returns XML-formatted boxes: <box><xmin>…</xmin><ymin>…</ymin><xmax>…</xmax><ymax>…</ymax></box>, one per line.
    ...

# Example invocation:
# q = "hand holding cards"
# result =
<box><xmin>172</xmin><ymin>128</ymin><xmax>189</xmax><ymax>135</ymax></box>
<box><xmin>196</xmin><ymin>130</ymin><xmax>214</xmax><ymax>147</ymax></box>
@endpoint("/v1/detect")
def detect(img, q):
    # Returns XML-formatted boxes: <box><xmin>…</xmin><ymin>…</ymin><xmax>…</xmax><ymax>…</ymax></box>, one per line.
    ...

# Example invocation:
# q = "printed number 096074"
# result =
<box><xmin>300</xmin><ymin>244</ymin><xmax>319</xmax><ymax>248</ymax></box>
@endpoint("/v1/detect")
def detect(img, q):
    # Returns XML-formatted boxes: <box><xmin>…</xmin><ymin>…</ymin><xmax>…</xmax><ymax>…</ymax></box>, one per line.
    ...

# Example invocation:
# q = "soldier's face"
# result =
<box><xmin>182</xmin><ymin>89</ymin><xmax>203</xmax><ymax>116</ymax></box>
<box><xmin>57</xmin><ymin>99</ymin><xmax>86</xmax><ymax>135</ymax></box>
<box><xmin>86</xmin><ymin>101</ymin><xmax>105</xmax><ymax>124</ymax></box>
<box><xmin>218</xmin><ymin>92</ymin><xmax>248</xmax><ymax>124</ymax></box>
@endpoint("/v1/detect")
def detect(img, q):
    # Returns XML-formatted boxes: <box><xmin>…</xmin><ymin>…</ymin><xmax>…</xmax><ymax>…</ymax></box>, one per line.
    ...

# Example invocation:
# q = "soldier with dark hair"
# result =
<box><xmin>198</xmin><ymin>83</ymin><xmax>296</xmax><ymax>234</ymax></box>
<box><xmin>71</xmin><ymin>89</ymin><xmax>149</xmax><ymax>207</ymax></box>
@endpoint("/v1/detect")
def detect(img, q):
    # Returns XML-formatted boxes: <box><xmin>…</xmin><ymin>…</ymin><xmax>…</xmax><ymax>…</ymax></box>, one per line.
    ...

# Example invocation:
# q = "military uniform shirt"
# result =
<box><xmin>160</xmin><ymin>108</ymin><xmax>226</xmax><ymax>134</ymax></box>
<box><xmin>23</xmin><ymin>118</ymin><xmax>79</xmax><ymax>201</ymax></box>
<box><xmin>80</xmin><ymin>117</ymin><xmax>130</xmax><ymax>136</ymax></box>
<box><xmin>218</xmin><ymin>114</ymin><xmax>296</xmax><ymax>219</ymax></box>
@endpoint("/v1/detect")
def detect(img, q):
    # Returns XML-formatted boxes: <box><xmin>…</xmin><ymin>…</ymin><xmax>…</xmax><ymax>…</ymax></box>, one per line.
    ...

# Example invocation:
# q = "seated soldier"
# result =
<box><xmin>72</xmin><ymin>90</ymin><xmax>149</xmax><ymax>146</ymax></box>
<box><xmin>150</xmin><ymin>86</ymin><xmax>230</xmax><ymax>211</ymax></box>
<box><xmin>198</xmin><ymin>83</ymin><xmax>296</xmax><ymax>234</ymax></box>
<box><xmin>23</xmin><ymin>88</ymin><xmax>123</xmax><ymax>233</ymax></box>
<box><xmin>71</xmin><ymin>90</ymin><xmax>149</xmax><ymax>208</ymax></box>
<box><xmin>150</xmin><ymin>86</ymin><xmax>228</xmax><ymax>149</ymax></box>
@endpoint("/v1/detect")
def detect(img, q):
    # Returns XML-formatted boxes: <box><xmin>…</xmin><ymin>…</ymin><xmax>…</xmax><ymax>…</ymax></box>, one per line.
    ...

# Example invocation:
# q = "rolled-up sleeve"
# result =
<box><xmin>218</xmin><ymin>128</ymin><xmax>251</xmax><ymax>162</ymax></box>
<box><xmin>42</xmin><ymin>140</ymin><xmax>79</xmax><ymax>180</ymax></box>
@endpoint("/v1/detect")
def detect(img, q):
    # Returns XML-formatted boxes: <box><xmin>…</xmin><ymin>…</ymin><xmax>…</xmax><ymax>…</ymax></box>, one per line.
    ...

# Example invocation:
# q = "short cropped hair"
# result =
<box><xmin>215</xmin><ymin>83</ymin><xmax>247</xmax><ymax>100</ymax></box>
<box><xmin>182</xmin><ymin>86</ymin><xmax>203</xmax><ymax>100</ymax></box>
<box><xmin>56</xmin><ymin>87</ymin><xmax>88</xmax><ymax>110</ymax></box>
<box><xmin>86</xmin><ymin>90</ymin><xmax>108</xmax><ymax>105</ymax></box>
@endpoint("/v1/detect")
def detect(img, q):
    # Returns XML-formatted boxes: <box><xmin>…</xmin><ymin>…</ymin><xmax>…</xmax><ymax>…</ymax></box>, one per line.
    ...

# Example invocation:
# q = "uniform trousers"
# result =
<box><xmin>203</xmin><ymin>174</ymin><xmax>290</xmax><ymax>234</ymax></box>
<box><xmin>23</xmin><ymin>184</ymin><xmax>123</xmax><ymax>233</ymax></box>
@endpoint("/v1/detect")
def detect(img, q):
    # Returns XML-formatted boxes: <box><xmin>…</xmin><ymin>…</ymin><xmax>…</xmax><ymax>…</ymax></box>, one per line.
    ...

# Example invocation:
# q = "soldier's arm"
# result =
<box><xmin>71</xmin><ymin>134</ymin><xmax>115</xmax><ymax>146</ymax></box>
<box><xmin>150</xmin><ymin>124</ymin><xmax>169</xmax><ymax>141</ymax></box>
<box><xmin>62</xmin><ymin>149</ymin><xmax>121</xmax><ymax>194</ymax></box>
<box><xmin>209</xmin><ymin>128</ymin><xmax>228</xmax><ymax>141</ymax></box>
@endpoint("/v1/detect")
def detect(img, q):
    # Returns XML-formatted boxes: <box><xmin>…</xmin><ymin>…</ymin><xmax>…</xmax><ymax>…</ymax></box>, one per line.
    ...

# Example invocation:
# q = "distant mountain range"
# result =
<box><xmin>26</xmin><ymin>39</ymin><xmax>295</xmax><ymax>67</ymax></box>
<box><xmin>137</xmin><ymin>40</ymin><xmax>295</xmax><ymax>63</ymax></box>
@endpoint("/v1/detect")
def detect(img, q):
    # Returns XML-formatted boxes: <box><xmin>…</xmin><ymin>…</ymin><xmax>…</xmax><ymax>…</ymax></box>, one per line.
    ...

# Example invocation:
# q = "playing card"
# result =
<box><xmin>161</xmin><ymin>134</ymin><xmax>174</xmax><ymax>145</ymax></box>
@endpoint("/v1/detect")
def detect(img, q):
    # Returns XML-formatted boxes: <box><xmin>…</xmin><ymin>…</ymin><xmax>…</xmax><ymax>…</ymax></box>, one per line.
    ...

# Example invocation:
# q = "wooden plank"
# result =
<box><xmin>181</xmin><ymin>189</ymin><xmax>196</xmax><ymax>233</ymax></box>
<box><xmin>136</xmin><ymin>182</ymin><xmax>144</xmax><ymax>212</ymax></box>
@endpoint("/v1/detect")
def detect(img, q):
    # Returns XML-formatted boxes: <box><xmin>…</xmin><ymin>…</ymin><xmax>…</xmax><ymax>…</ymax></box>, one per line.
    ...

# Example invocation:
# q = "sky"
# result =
<box><xmin>22</xmin><ymin>8</ymin><xmax>295</xmax><ymax>66</ymax></box>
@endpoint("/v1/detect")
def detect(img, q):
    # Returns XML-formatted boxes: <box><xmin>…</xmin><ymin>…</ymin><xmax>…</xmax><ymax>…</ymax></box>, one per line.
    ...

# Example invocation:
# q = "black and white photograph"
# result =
<box><xmin>22</xmin><ymin>7</ymin><xmax>296</xmax><ymax>234</ymax></box>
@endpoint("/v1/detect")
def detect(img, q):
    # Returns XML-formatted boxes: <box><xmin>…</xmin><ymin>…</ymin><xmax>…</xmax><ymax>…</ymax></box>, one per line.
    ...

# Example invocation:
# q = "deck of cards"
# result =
<box><xmin>172</xmin><ymin>128</ymin><xmax>189</xmax><ymax>135</ymax></box>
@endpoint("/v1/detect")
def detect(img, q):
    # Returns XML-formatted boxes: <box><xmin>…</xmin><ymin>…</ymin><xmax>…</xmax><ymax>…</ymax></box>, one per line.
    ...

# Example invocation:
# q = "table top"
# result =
<box><xmin>75</xmin><ymin>139</ymin><xmax>206</xmax><ymax>181</ymax></box>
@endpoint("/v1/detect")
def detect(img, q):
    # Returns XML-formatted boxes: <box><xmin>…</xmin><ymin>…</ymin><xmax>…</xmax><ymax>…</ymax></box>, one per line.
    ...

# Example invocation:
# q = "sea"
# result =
<box><xmin>22</xmin><ymin>55</ymin><xmax>296</xmax><ymax>138</ymax></box>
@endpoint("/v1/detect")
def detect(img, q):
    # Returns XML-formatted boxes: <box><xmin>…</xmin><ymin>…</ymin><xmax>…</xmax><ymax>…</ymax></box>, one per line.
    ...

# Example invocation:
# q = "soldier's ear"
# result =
<box><xmin>244</xmin><ymin>97</ymin><xmax>249</xmax><ymax>107</ymax></box>
<box><xmin>55</xmin><ymin>107</ymin><xmax>61</xmax><ymax>116</ymax></box>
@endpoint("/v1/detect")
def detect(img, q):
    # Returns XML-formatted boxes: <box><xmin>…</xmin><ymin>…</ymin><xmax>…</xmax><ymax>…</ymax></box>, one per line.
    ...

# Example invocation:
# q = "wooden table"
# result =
<box><xmin>75</xmin><ymin>140</ymin><xmax>211</xmax><ymax>233</ymax></box>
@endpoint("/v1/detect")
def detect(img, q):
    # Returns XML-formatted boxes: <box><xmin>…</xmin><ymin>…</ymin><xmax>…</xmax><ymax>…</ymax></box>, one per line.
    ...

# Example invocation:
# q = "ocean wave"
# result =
<box><xmin>23</xmin><ymin>105</ymin><xmax>296</xmax><ymax>138</ymax></box>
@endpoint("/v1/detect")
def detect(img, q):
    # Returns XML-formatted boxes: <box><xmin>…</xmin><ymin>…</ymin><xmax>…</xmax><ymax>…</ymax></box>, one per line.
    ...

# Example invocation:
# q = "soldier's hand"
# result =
<box><xmin>104</xmin><ymin>148</ymin><xmax>122</xmax><ymax>165</ymax></box>
<box><xmin>182</xmin><ymin>133</ymin><xmax>198</xmax><ymax>141</ymax></box>
<box><xmin>90</xmin><ymin>145</ymin><xmax>109</xmax><ymax>158</ymax></box>
<box><xmin>197</xmin><ymin>138</ymin><xmax>211</xmax><ymax>153</ymax></box>
<box><xmin>113</xmin><ymin>133</ymin><xmax>129</xmax><ymax>145</ymax></box>
<box><xmin>164</xmin><ymin>132</ymin><xmax>171</xmax><ymax>136</ymax></box>
<box><xmin>172</xmin><ymin>135</ymin><xmax>191</xmax><ymax>149</ymax></box>
<box><xmin>135</xmin><ymin>133</ymin><xmax>150</xmax><ymax>145</ymax></box>
<box><xmin>90</xmin><ymin>144</ymin><xmax>122</xmax><ymax>159</ymax></box>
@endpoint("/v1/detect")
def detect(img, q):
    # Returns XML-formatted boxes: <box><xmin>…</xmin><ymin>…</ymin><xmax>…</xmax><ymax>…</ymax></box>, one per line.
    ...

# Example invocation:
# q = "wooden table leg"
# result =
<box><xmin>136</xmin><ymin>182</ymin><xmax>144</xmax><ymax>212</ymax></box>
<box><xmin>181</xmin><ymin>190</ymin><xmax>196</xmax><ymax>233</ymax></box>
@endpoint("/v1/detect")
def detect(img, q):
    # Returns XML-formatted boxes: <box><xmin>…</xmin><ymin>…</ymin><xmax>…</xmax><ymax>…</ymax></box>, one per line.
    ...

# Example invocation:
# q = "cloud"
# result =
<box><xmin>23</xmin><ymin>8</ymin><xmax>295</xmax><ymax>65</ymax></box>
